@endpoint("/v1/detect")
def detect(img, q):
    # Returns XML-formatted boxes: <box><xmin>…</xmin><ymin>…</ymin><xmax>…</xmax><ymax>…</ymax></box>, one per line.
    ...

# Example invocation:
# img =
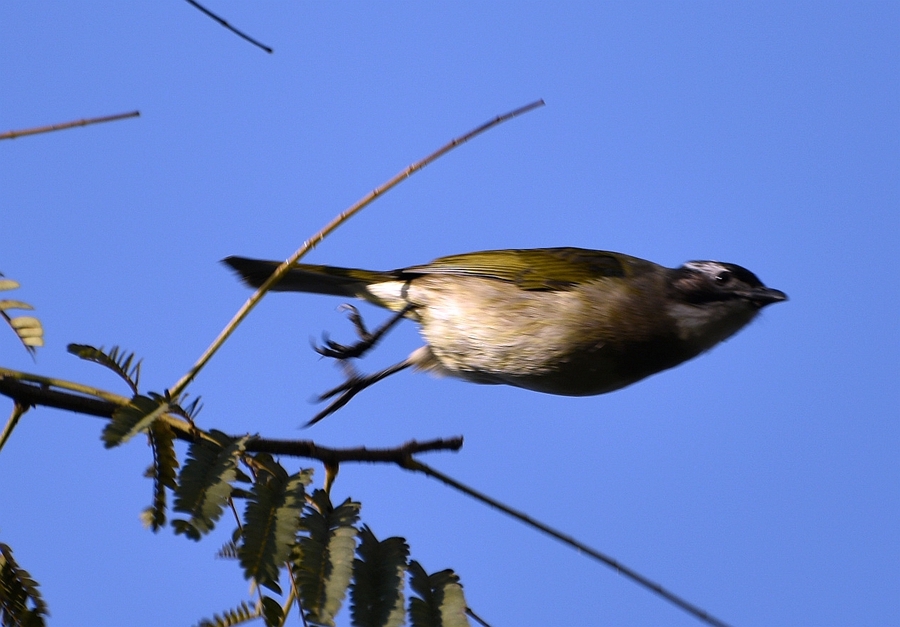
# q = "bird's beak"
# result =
<box><xmin>746</xmin><ymin>286</ymin><xmax>788</xmax><ymax>308</ymax></box>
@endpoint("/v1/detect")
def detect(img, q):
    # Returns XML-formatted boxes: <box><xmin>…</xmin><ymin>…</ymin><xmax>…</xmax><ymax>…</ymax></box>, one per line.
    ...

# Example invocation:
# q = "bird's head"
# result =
<box><xmin>665</xmin><ymin>260</ymin><xmax>787</xmax><ymax>350</ymax></box>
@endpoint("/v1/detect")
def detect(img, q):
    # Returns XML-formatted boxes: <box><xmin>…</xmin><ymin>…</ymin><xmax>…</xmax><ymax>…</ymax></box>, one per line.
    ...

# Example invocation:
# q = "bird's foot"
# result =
<box><xmin>313</xmin><ymin>303</ymin><xmax>413</xmax><ymax>360</ymax></box>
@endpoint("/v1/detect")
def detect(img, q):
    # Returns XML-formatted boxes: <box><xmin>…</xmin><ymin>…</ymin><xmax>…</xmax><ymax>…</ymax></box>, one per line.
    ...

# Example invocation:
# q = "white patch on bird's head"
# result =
<box><xmin>681</xmin><ymin>260</ymin><xmax>770</xmax><ymax>294</ymax></box>
<box><xmin>683</xmin><ymin>260</ymin><xmax>727</xmax><ymax>275</ymax></box>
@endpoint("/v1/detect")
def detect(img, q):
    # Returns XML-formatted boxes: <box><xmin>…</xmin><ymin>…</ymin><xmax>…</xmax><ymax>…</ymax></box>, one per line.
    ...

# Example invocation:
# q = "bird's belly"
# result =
<box><xmin>409</xmin><ymin>278</ymin><xmax>644</xmax><ymax>396</ymax></box>
<box><xmin>431</xmin><ymin>337</ymin><xmax>639</xmax><ymax>396</ymax></box>
<box><xmin>406</xmin><ymin>275</ymin><xmax>702</xmax><ymax>396</ymax></box>
<box><xmin>427</xmin><ymin>331</ymin><xmax>688</xmax><ymax>396</ymax></box>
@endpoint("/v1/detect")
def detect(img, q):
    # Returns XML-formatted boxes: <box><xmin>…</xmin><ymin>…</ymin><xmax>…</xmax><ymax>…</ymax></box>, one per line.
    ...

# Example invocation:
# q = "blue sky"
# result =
<box><xmin>1</xmin><ymin>3</ymin><xmax>897</xmax><ymax>626</ymax></box>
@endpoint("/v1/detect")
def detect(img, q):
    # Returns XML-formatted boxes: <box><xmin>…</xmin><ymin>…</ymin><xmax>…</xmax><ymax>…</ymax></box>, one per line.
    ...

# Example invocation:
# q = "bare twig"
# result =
<box><xmin>403</xmin><ymin>458</ymin><xmax>734</xmax><ymax>627</ymax></box>
<box><xmin>0</xmin><ymin>402</ymin><xmax>28</xmax><ymax>454</ymax></box>
<box><xmin>168</xmin><ymin>100</ymin><xmax>544</xmax><ymax>400</ymax></box>
<box><xmin>184</xmin><ymin>0</ymin><xmax>273</xmax><ymax>54</ymax></box>
<box><xmin>0</xmin><ymin>111</ymin><xmax>140</xmax><ymax>141</ymax></box>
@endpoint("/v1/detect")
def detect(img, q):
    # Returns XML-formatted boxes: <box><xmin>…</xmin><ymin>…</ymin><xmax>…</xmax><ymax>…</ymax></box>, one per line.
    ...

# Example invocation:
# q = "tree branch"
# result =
<box><xmin>0</xmin><ymin>371</ymin><xmax>728</xmax><ymax>627</ymax></box>
<box><xmin>0</xmin><ymin>376</ymin><xmax>117</xmax><ymax>417</ymax></box>
<box><xmin>0</xmin><ymin>374</ymin><xmax>461</xmax><ymax>462</ymax></box>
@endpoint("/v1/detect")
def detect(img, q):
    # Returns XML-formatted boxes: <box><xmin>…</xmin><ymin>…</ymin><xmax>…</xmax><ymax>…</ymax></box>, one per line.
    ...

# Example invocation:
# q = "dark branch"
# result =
<box><xmin>249</xmin><ymin>435</ymin><xmax>463</xmax><ymax>463</ymax></box>
<box><xmin>0</xmin><ymin>375</ymin><xmax>461</xmax><ymax>462</ymax></box>
<box><xmin>0</xmin><ymin>377</ymin><xmax>117</xmax><ymax>417</ymax></box>
<box><xmin>184</xmin><ymin>0</ymin><xmax>273</xmax><ymax>53</ymax></box>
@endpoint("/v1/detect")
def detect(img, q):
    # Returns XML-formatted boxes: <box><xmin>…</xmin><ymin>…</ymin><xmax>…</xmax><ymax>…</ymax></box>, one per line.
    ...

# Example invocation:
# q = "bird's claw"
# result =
<box><xmin>314</xmin><ymin>334</ymin><xmax>366</xmax><ymax>359</ymax></box>
<box><xmin>339</xmin><ymin>304</ymin><xmax>373</xmax><ymax>340</ymax></box>
<box><xmin>304</xmin><ymin>304</ymin><xmax>416</xmax><ymax>427</ymax></box>
<box><xmin>312</xmin><ymin>303</ymin><xmax>414</xmax><ymax>361</ymax></box>
<box><xmin>312</xmin><ymin>304</ymin><xmax>377</xmax><ymax>359</ymax></box>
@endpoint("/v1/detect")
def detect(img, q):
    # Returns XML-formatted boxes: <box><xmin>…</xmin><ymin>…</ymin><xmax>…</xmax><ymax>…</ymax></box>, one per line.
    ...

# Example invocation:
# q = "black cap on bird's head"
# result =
<box><xmin>671</xmin><ymin>261</ymin><xmax>787</xmax><ymax>309</ymax></box>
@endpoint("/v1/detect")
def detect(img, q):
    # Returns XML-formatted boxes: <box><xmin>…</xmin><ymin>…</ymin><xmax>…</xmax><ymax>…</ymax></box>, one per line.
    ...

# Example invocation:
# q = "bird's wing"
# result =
<box><xmin>401</xmin><ymin>247</ymin><xmax>643</xmax><ymax>291</ymax></box>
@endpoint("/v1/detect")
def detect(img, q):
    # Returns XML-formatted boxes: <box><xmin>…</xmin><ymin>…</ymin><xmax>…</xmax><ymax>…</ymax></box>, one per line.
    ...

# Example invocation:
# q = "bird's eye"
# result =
<box><xmin>715</xmin><ymin>270</ymin><xmax>732</xmax><ymax>284</ymax></box>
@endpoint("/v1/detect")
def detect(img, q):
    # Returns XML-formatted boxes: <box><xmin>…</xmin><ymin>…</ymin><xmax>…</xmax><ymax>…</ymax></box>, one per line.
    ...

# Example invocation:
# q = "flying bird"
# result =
<box><xmin>224</xmin><ymin>247</ymin><xmax>786</xmax><ymax>425</ymax></box>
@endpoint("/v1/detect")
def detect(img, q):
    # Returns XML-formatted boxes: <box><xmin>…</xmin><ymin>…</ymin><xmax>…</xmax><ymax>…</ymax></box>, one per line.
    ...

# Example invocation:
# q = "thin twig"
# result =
<box><xmin>167</xmin><ymin>100</ymin><xmax>544</xmax><ymax>400</ymax></box>
<box><xmin>0</xmin><ymin>111</ymin><xmax>140</xmax><ymax>141</ymax></box>
<box><xmin>184</xmin><ymin>0</ymin><xmax>273</xmax><ymax>54</ymax></box>
<box><xmin>404</xmin><ymin>459</ymin><xmax>735</xmax><ymax>627</ymax></box>
<box><xmin>0</xmin><ymin>402</ymin><xmax>28</xmax><ymax>454</ymax></box>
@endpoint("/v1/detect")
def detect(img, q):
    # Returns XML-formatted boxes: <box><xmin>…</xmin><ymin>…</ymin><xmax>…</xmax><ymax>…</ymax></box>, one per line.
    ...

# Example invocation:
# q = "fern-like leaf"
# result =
<box><xmin>194</xmin><ymin>600</ymin><xmax>258</xmax><ymax>627</ymax></box>
<box><xmin>350</xmin><ymin>526</ymin><xmax>409</xmax><ymax>627</ymax></box>
<box><xmin>67</xmin><ymin>344</ymin><xmax>141</xmax><ymax>394</ymax></box>
<box><xmin>0</xmin><ymin>542</ymin><xmax>49</xmax><ymax>627</ymax></box>
<box><xmin>408</xmin><ymin>562</ymin><xmax>469</xmax><ymax>627</ymax></box>
<box><xmin>102</xmin><ymin>393</ymin><xmax>169</xmax><ymax>448</ymax></box>
<box><xmin>215</xmin><ymin>540</ymin><xmax>240</xmax><ymax>560</ymax></box>
<box><xmin>175</xmin><ymin>395</ymin><xmax>203</xmax><ymax>423</ymax></box>
<box><xmin>0</xmin><ymin>276</ymin><xmax>44</xmax><ymax>356</ymax></box>
<box><xmin>293</xmin><ymin>490</ymin><xmax>361</xmax><ymax>627</ymax></box>
<box><xmin>172</xmin><ymin>431</ymin><xmax>248</xmax><ymax>540</ymax></box>
<box><xmin>239</xmin><ymin>455</ymin><xmax>311</xmax><ymax>594</ymax></box>
<box><xmin>140</xmin><ymin>420</ymin><xmax>179</xmax><ymax>531</ymax></box>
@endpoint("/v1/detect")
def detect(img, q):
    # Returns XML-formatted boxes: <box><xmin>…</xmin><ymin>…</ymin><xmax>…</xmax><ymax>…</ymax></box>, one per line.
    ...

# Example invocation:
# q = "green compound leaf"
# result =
<box><xmin>239</xmin><ymin>455</ymin><xmax>311</xmax><ymax>594</ymax></box>
<box><xmin>0</xmin><ymin>542</ymin><xmax>49</xmax><ymax>627</ymax></box>
<box><xmin>67</xmin><ymin>344</ymin><xmax>141</xmax><ymax>394</ymax></box>
<box><xmin>215</xmin><ymin>540</ymin><xmax>240</xmax><ymax>560</ymax></box>
<box><xmin>102</xmin><ymin>393</ymin><xmax>169</xmax><ymax>448</ymax></box>
<box><xmin>141</xmin><ymin>420</ymin><xmax>179</xmax><ymax>532</ymax></box>
<box><xmin>350</xmin><ymin>526</ymin><xmax>409</xmax><ymax>627</ymax></box>
<box><xmin>172</xmin><ymin>431</ymin><xmax>248</xmax><ymax>540</ymax></box>
<box><xmin>194</xmin><ymin>600</ymin><xmax>258</xmax><ymax>627</ymax></box>
<box><xmin>293</xmin><ymin>490</ymin><xmax>361</xmax><ymax>627</ymax></box>
<box><xmin>408</xmin><ymin>561</ymin><xmax>470</xmax><ymax>627</ymax></box>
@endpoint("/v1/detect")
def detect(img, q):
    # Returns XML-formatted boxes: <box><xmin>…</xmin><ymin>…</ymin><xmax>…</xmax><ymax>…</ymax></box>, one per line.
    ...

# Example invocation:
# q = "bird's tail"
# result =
<box><xmin>222</xmin><ymin>256</ymin><xmax>390</xmax><ymax>299</ymax></box>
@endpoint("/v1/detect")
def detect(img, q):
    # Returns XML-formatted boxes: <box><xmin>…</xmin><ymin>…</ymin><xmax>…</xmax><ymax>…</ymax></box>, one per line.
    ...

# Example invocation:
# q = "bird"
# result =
<box><xmin>223</xmin><ymin>247</ymin><xmax>786</xmax><ymax>425</ymax></box>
